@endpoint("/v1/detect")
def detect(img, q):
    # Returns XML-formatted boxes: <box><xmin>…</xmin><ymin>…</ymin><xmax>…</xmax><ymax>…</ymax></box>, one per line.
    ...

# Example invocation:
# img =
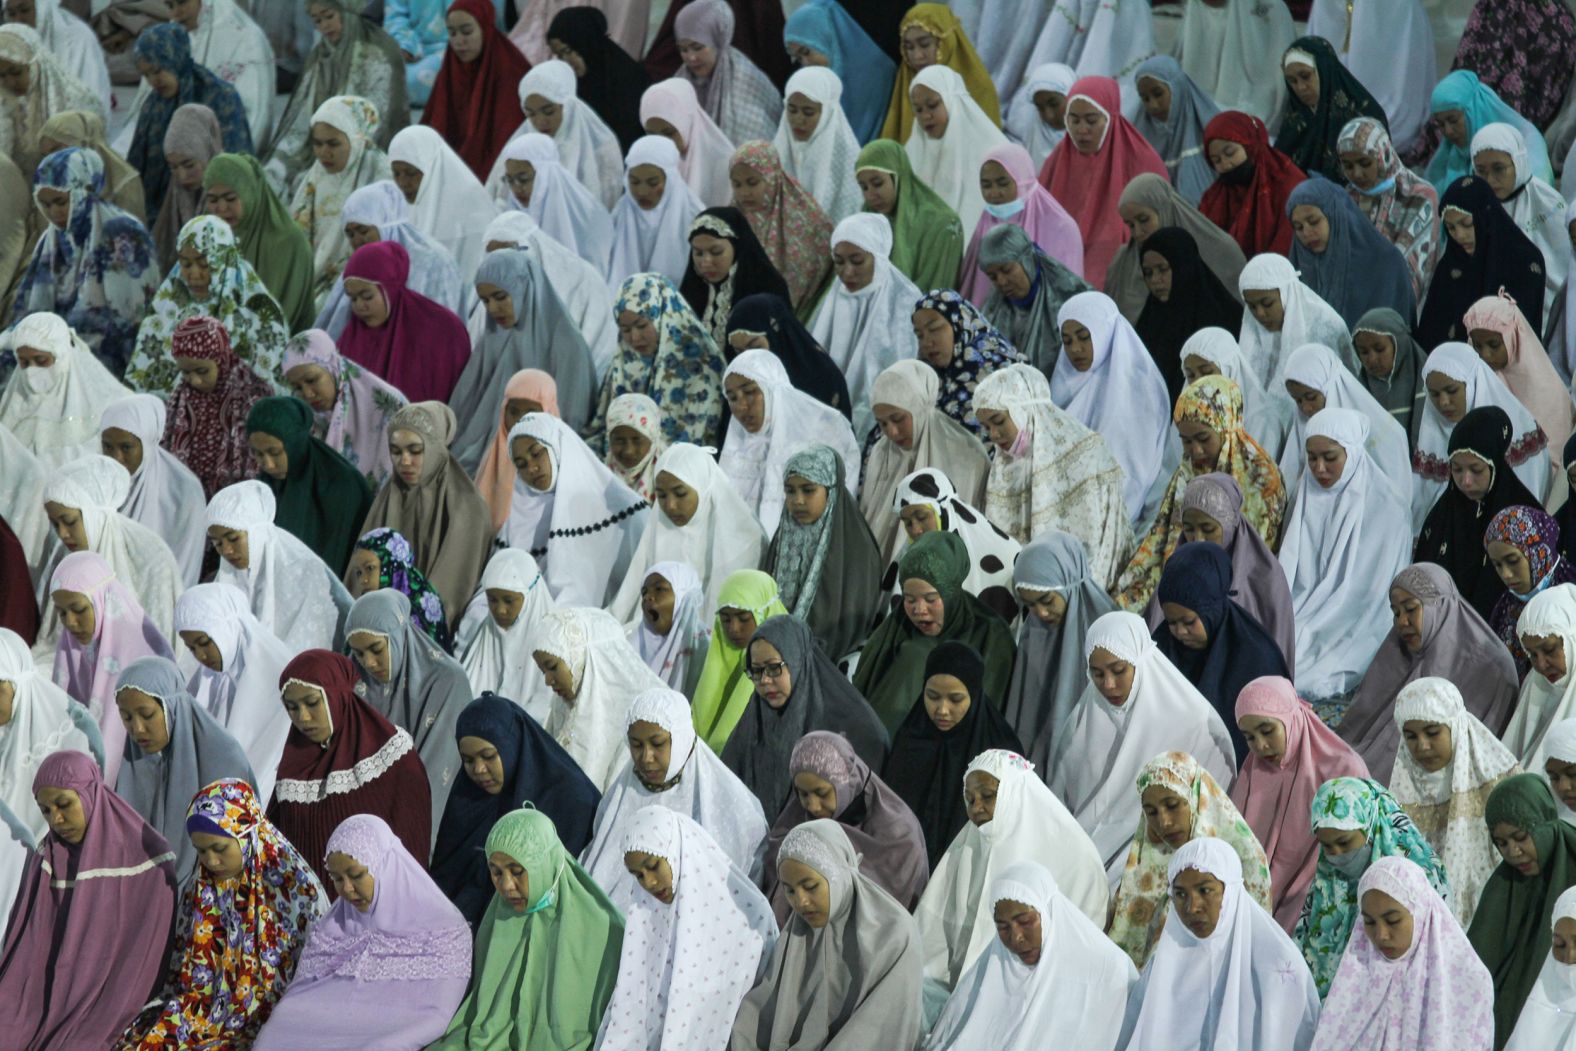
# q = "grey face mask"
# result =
<box><xmin>1325</xmin><ymin>841</ymin><xmax>1373</xmax><ymax>881</ymax></box>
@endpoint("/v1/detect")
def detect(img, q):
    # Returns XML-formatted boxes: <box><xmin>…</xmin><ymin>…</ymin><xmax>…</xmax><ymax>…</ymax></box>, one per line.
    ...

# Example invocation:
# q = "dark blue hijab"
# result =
<box><xmin>429</xmin><ymin>693</ymin><xmax>601</xmax><ymax>927</ymax></box>
<box><xmin>1152</xmin><ymin>542</ymin><xmax>1290</xmax><ymax>762</ymax></box>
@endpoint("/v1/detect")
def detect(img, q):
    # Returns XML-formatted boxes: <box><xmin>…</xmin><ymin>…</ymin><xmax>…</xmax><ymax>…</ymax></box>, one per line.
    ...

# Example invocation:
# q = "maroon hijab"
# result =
<box><xmin>335</xmin><ymin>241</ymin><xmax>472</xmax><ymax>405</ymax></box>
<box><xmin>266</xmin><ymin>650</ymin><xmax>432</xmax><ymax>893</ymax></box>
<box><xmin>0</xmin><ymin>750</ymin><xmax>178</xmax><ymax>1049</ymax></box>
<box><xmin>420</xmin><ymin>0</ymin><xmax>531</xmax><ymax>178</ymax></box>
<box><xmin>163</xmin><ymin>315</ymin><xmax>274</xmax><ymax>499</ymax></box>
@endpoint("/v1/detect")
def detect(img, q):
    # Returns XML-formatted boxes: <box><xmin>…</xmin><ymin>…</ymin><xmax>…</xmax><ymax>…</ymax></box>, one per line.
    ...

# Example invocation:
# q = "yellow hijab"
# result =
<box><xmin>880</xmin><ymin>4</ymin><xmax>1001</xmax><ymax>142</ymax></box>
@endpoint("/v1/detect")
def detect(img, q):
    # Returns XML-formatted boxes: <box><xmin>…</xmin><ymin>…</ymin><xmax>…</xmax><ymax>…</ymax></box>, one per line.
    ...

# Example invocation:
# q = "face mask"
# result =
<box><xmin>983</xmin><ymin>198</ymin><xmax>1026</xmax><ymax>220</ymax></box>
<box><xmin>1324</xmin><ymin>840</ymin><xmax>1373</xmax><ymax>880</ymax></box>
<box><xmin>1357</xmin><ymin>176</ymin><xmax>1397</xmax><ymax>197</ymax></box>
<box><xmin>21</xmin><ymin>364</ymin><xmax>56</xmax><ymax>394</ymax></box>
<box><xmin>1007</xmin><ymin>418</ymin><xmax>1032</xmax><ymax>458</ymax></box>
<box><xmin>523</xmin><ymin>859</ymin><xmax>566</xmax><ymax>914</ymax></box>
<box><xmin>1218</xmin><ymin>157</ymin><xmax>1256</xmax><ymax>188</ymax></box>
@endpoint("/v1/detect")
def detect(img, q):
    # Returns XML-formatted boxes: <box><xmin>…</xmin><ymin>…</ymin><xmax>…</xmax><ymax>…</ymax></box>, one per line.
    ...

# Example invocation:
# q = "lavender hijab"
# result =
<box><xmin>1338</xmin><ymin>563</ymin><xmax>1519</xmax><ymax>784</ymax></box>
<box><xmin>0</xmin><ymin>750</ymin><xmax>178</xmax><ymax>1049</ymax></box>
<box><xmin>250</xmin><ymin>814</ymin><xmax>472</xmax><ymax>1050</ymax></box>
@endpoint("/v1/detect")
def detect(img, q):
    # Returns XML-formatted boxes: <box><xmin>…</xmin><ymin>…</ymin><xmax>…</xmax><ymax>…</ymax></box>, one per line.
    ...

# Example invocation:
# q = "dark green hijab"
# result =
<box><xmin>850</xmin><ymin>530</ymin><xmax>1016</xmax><ymax>733</ymax></box>
<box><xmin>245</xmin><ymin>396</ymin><xmax>372</xmax><ymax>575</ymax></box>
<box><xmin>1467</xmin><ymin>773</ymin><xmax>1576</xmax><ymax>1047</ymax></box>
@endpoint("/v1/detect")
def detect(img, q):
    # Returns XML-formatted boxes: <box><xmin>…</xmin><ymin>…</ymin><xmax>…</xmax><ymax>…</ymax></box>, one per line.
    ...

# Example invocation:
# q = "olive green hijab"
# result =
<box><xmin>432</xmin><ymin>807</ymin><xmax>625</xmax><ymax>1050</ymax></box>
<box><xmin>202</xmin><ymin>152</ymin><xmax>316</xmax><ymax>331</ymax></box>
<box><xmin>854</xmin><ymin>139</ymin><xmax>964</xmax><ymax>296</ymax></box>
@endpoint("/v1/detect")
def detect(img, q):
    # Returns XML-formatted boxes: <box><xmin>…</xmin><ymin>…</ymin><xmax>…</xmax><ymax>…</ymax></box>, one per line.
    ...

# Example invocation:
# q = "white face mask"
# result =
<box><xmin>21</xmin><ymin>364</ymin><xmax>57</xmax><ymax>395</ymax></box>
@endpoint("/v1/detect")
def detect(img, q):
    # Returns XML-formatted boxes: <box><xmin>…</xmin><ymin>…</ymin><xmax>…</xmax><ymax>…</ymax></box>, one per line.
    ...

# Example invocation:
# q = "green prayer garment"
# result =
<box><xmin>690</xmin><ymin>569</ymin><xmax>789</xmax><ymax>753</ymax></box>
<box><xmin>852</xmin><ymin>530</ymin><xmax>1016</xmax><ymax>732</ymax></box>
<box><xmin>203</xmin><ymin>152</ymin><xmax>317</xmax><ymax>331</ymax></box>
<box><xmin>245</xmin><ymin>396</ymin><xmax>372</xmax><ymax>576</ymax></box>
<box><xmin>1467</xmin><ymin>773</ymin><xmax>1576</xmax><ymax>1048</ymax></box>
<box><xmin>855</xmin><ymin>139</ymin><xmax>964</xmax><ymax>296</ymax></box>
<box><xmin>433</xmin><ymin>807</ymin><xmax>625</xmax><ymax>1051</ymax></box>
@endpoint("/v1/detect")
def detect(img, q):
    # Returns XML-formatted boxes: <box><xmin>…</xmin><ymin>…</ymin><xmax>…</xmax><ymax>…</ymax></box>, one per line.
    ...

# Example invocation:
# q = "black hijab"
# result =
<box><xmin>721</xmin><ymin>614</ymin><xmax>890</xmax><ymax>818</ymax></box>
<box><xmin>1272</xmin><ymin>35</ymin><xmax>1388</xmax><ymax>182</ymax></box>
<box><xmin>547</xmin><ymin>7</ymin><xmax>651</xmax><ymax>151</ymax></box>
<box><xmin>1133</xmin><ymin>226</ymin><xmax>1242</xmax><ymax>403</ymax></box>
<box><xmin>1150</xmin><ymin>542</ymin><xmax>1289</xmax><ymax>762</ymax></box>
<box><xmin>880</xmin><ymin>640</ymin><xmax>1023</xmax><ymax>867</ymax></box>
<box><xmin>1415</xmin><ymin>405</ymin><xmax>1543</xmax><ymax>620</ymax></box>
<box><xmin>1417</xmin><ymin>176</ymin><xmax>1546</xmax><ymax>349</ymax></box>
<box><xmin>680</xmin><ymin>206</ymin><xmax>792</xmax><ymax>345</ymax></box>
<box><xmin>429</xmin><ymin>693</ymin><xmax>601</xmax><ymax>927</ymax></box>
<box><xmin>726</xmin><ymin>292</ymin><xmax>852</xmax><ymax>417</ymax></box>
<box><xmin>1558</xmin><ymin>432</ymin><xmax>1576</xmax><ymax>565</ymax></box>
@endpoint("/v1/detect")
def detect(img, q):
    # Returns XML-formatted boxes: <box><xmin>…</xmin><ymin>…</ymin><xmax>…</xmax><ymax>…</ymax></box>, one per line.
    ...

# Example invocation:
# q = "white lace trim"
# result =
<box><xmin>273</xmin><ymin>728</ymin><xmax>415</xmax><ymax>803</ymax></box>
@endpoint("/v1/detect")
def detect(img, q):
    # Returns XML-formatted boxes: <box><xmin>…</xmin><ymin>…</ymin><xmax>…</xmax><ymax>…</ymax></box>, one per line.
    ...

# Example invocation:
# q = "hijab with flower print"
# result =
<box><xmin>916</xmin><ymin>287</ymin><xmax>1024</xmax><ymax>438</ymax></box>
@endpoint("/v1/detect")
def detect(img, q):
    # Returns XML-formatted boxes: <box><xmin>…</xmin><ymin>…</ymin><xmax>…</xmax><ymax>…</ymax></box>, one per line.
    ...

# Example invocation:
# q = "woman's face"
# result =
<box><xmin>1436</xmin><ymin>108</ymin><xmax>1469</xmax><ymax>147</ymax></box>
<box><xmin>1388</xmin><ymin>586</ymin><xmax>1426</xmax><ymax>653</ymax></box>
<box><xmin>610</xmin><ymin>425</ymin><xmax>652</xmax><ymax>469</ymax></box>
<box><xmin>640</xmin><ymin>573</ymin><xmax>675</xmax><ymax>634</ymax></box>
<box><xmin>793</xmin><ymin>771</ymin><xmax>837</xmax><ymax>819</ymax></box>
<box><xmin>208</xmin><ymin>525</ymin><xmax>249</xmax><ymax>570</ymax></box>
<box><xmin>177</xmin><ymin>243</ymin><xmax>212</xmax><ymax>298</ymax></box>
<box><xmin>1179</xmin><ymin>508</ymin><xmax>1224</xmax><ymax>544</ymax></box>
<box><xmin>787</xmin><ymin>42</ymin><xmax>828</xmax><ymax>68</ymax></box>
<box><xmin>1491</xmin><ymin>821</ymin><xmax>1540</xmax><ymax>877</ymax></box>
<box><xmin>900</xmin><ymin>504</ymin><xmax>937</xmax><ymax>541</ymax></box>
<box><xmin>976</xmin><ymin>407</ymin><xmax>1019</xmax><ymax>455</ymax></box>
<box><xmin>1065</xmin><ymin>98</ymin><xmax>1107</xmax><ymax>155</ymax></box>
<box><xmin>1206</xmin><ymin>138</ymin><xmax>1247</xmax><ymax>175</ymax></box>
<box><xmin>1554</xmin><ymin>917</ymin><xmax>1576</xmax><ymax>965</ymax></box>
<box><xmin>204</xmin><ymin>181</ymin><xmax>243</xmax><ymax>228</ymax></box>
<box><xmin>1339</xmin><ymin>149</ymin><xmax>1381</xmax><ymax>191</ymax></box>
<box><xmin>1401</xmin><ymin>719</ymin><xmax>1453</xmax><ymax>773</ymax></box>
<box><xmin>964</xmin><ymin>770</ymin><xmax>998</xmax><ymax>825</ymax></box>
<box><xmin>1305</xmin><ymin>435</ymin><xmax>1347</xmax><ymax>489</ymax></box>
<box><xmin>1284</xmin><ymin>61</ymin><xmax>1319</xmax><ymax>109</ymax></box>
<box><xmin>1353</xmin><ymin>330</ymin><xmax>1396</xmax><ymax>380</ymax></box>
<box><xmin>913</xmin><ymin>307</ymin><xmax>954</xmax><ymax>367</ymax></box>
<box><xmin>993</xmin><ymin>898</ymin><xmax>1043</xmax><ymax>965</ymax></box>
<box><xmin>1118</xmin><ymin>202</ymin><xmax>1161</xmax><ymax>244</ymax></box>
<box><xmin>627</xmin><ymin>164</ymin><xmax>666</xmax><ymax>209</ymax></box>
<box><xmin>1175</xmin><ymin>417</ymin><xmax>1221</xmax><ymax>474</ymax></box>
<box><xmin>779</xmin><ymin>857</ymin><xmax>831</xmax><ymax>927</ymax></box>
<box><xmin>783</xmin><ymin>473</ymin><xmax>829</xmax><ymax>527</ymax></box>
<box><xmin>1140</xmin><ymin>250</ymin><xmax>1172</xmax><ymax>301</ymax></box>
<box><xmin>135</xmin><ymin>59</ymin><xmax>176</xmax><ymax>98</ymax></box>
<box><xmin>345</xmin><ymin>221</ymin><xmax>380</xmax><ymax>249</ymax></box>
<box><xmin>532</xmin><ymin>650</ymin><xmax>577</xmax><ymax>700</ymax></box>
<box><xmin>34</xmin><ymin>786</ymin><xmax>85</xmax><ymax>844</ymax></box>
<box><xmin>512</xmin><ymin>435</ymin><xmax>555</xmax><ymax>491</ymax></box>
<box><xmin>522</xmin><ymin>93</ymin><xmax>563</xmax><ymax>136</ymax></box>
<box><xmin>345</xmin><ymin>278</ymin><xmax>390</xmax><ymax>328</ymax></box>
<box><xmin>982</xmin><ymin>260</ymin><xmax>1032</xmax><ymax>301</ymax></box>
<box><xmin>748</xmin><ymin>638</ymin><xmax>792</xmax><ymax>708</ymax></box>
<box><xmin>388</xmin><ymin>427</ymin><xmax>425</xmax><ymax>487</ymax></box>
<box><xmin>547</xmin><ymin>36</ymin><xmax>586</xmax><ymax>76</ymax></box>
<box><xmin>1181</xmin><ymin>355</ymin><xmax>1219</xmax><ymax>384</ymax></box>
<box><xmin>911</xmin><ymin>84</ymin><xmax>948</xmax><ymax>139</ymax></box>
<box><xmin>1033</xmin><ymin>89</ymin><xmax>1066</xmax><ymax>130</ymax></box>
<box><xmin>35</xmin><ymin>187</ymin><xmax>69</xmax><ymax>229</ymax></box>
<box><xmin>1424</xmin><ymin>370</ymin><xmax>1468</xmax><ymax>422</ymax></box>
<box><xmin>643</xmin><ymin>116</ymin><xmax>686</xmax><ymax>154</ymax></box>
<box><xmin>347</xmin><ymin>630</ymin><xmax>394</xmax><ymax>683</ymax></box>
<box><xmin>856</xmin><ymin>168</ymin><xmax>896</xmax><ymax>215</ymax></box>
<box><xmin>1171</xmin><ymin>867</ymin><xmax>1226</xmax><ymax>938</ymax></box>
<box><xmin>900</xmin><ymin>24</ymin><xmax>938</xmax><ymax>72</ymax></box>
<box><xmin>174</xmin><ymin>355</ymin><xmax>218</xmax><ymax>392</ymax></box>
<box><xmin>345</xmin><ymin>547</ymin><xmax>381</xmax><ymax>597</ymax></box>
<box><xmin>1448</xmin><ymin>449</ymin><xmax>1493</xmax><ymax>502</ymax></box>
<box><xmin>1236</xmin><ymin>715</ymin><xmax>1287</xmax><ymax>765</ymax></box>
<box><xmin>248</xmin><ymin>431</ymin><xmax>288</xmax><ymax>480</ymax></box>
<box><xmin>1472</xmin><ymin>148</ymin><xmax>1517</xmax><ymax>200</ymax></box>
<box><xmin>1524</xmin><ymin>632</ymin><xmax>1568</xmax><ymax>684</ymax></box>
<box><xmin>116</xmin><ymin>687</ymin><xmax>170</xmax><ymax>754</ymax></box>
<box><xmin>623</xmin><ymin>849</ymin><xmax>675</xmax><ymax>904</ymax></box>
<box><xmin>626</xmin><ymin>718</ymin><xmax>674</xmax><ymax>786</ymax></box>
<box><xmin>281</xmin><ymin>681</ymin><xmax>332</xmax><ymax>744</ymax></box>
<box><xmin>1486</xmin><ymin>539</ymin><xmax>1533</xmax><ymax>594</ymax></box>
<box><xmin>1242</xmin><ymin>288</ymin><xmax>1284</xmax><ymax>331</ymax></box>
<box><xmin>689</xmin><ymin>233</ymin><xmax>734</xmax><ymax>284</ymax></box>
<box><xmin>445</xmin><ymin>10</ymin><xmax>483</xmax><ymax>62</ymax></box>
<box><xmin>718</xmin><ymin>608</ymin><xmax>758</xmax><ymax>649</ymax></box>
<box><xmin>503</xmin><ymin>398</ymin><xmax>541</xmax><ymax>432</ymax></box>
<box><xmin>286</xmin><ymin>363</ymin><xmax>338</xmax><ymax>412</ymax></box>
<box><xmin>1290</xmin><ymin>204</ymin><xmax>1330</xmax><ymax>254</ymax></box>
<box><xmin>489</xmin><ymin>852</ymin><xmax>530</xmax><ymax>911</ymax></box>
<box><xmin>391</xmin><ymin>160</ymin><xmax>423</xmax><ymax>202</ymax></box>
<box><xmin>1060</xmin><ymin>321</ymin><xmax>1095</xmax><ymax>371</ymax></box>
<box><xmin>327</xmin><ymin>850</ymin><xmax>376</xmax><ymax>911</ymax></box>
<box><xmin>922</xmin><ymin>672</ymin><xmax>971</xmax><ymax>731</ymax></box>
<box><xmin>1137</xmin><ymin>75</ymin><xmax>1171</xmax><ymax>122</ymax></box>
<box><xmin>1141</xmin><ymin>784</ymin><xmax>1192</xmax><ymax>848</ymax></box>
<box><xmin>785</xmin><ymin>92</ymin><xmax>822</xmax><ymax>141</ymax></box>
<box><xmin>1016</xmin><ymin>587</ymin><xmax>1067</xmax><ymax>626</ymax></box>
<box><xmin>485</xmin><ymin>587</ymin><xmax>524</xmax><ymax>630</ymax></box>
<box><xmin>978</xmin><ymin>160</ymin><xmax>1016</xmax><ymax>206</ymax></box>
<box><xmin>1546</xmin><ymin>758</ymin><xmax>1576</xmax><ymax>816</ymax></box>
<box><xmin>179</xmin><ymin>628</ymin><xmax>223</xmax><ymax>672</ymax></box>
<box><xmin>730</xmin><ymin>163</ymin><xmax>768</xmax><ymax>211</ymax></box>
<box><xmin>616</xmin><ymin>309</ymin><xmax>659</xmax><ymax>355</ymax></box>
<box><xmin>166</xmin><ymin>150</ymin><xmax>205</xmax><ymax>190</ymax></box>
<box><xmin>901</xmin><ymin>577</ymin><xmax>946</xmax><ymax>636</ymax></box>
<box><xmin>44</xmin><ymin>502</ymin><xmax>88</xmax><ymax>552</ymax></box>
<box><xmin>1086</xmin><ymin>645</ymin><xmax>1134</xmax><ymax>706</ymax></box>
<box><xmin>872</xmin><ymin>403</ymin><xmax>914</xmax><ymax>449</ymax></box>
<box><xmin>307</xmin><ymin>2</ymin><xmax>344</xmax><ymax>45</ymax></box>
<box><xmin>310</xmin><ymin>121</ymin><xmax>351</xmax><ymax>173</ymax></box>
<box><xmin>478</xmin><ymin>281</ymin><xmax>517</xmax><ymax>328</ymax></box>
<box><xmin>1468</xmin><ymin>327</ymin><xmax>1510</xmax><ymax>371</ymax></box>
<box><xmin>1160</xmin><ymin>602</ymin><xmax>1209</xmax><ymax>651</ymax></box>
<box><xmin>503</xmin><ymin>159</ymin><xmax>535</xmax><ymax>208</ymax></box>
<box><xmin>1283</xmin><ymin>379</ymin><xmax>1326</xmax><ymax>419</ymax></box>
<box><xmin>1360</xmin><ymin>888</ymin><xmax>1414</xmax><ymax>960</ymax></box>
<box><xmin>190</xmin><ymin>831</ymin><xmax>246</xmax><ymax>880</ymax></box>
<box><xmin>1443</xmin><ymin>207</ymin><xmax>1475</xmax><ymax>254</ymax></box>
<box><xmin>677</xmin><ymin>37</ymin><xmax>717</xmax><ymax>79</ymax></box>
<box><xmin>653</xmin><ymin>470</ymin><xmax>699</xmax><ymax>526</ymax></box>
<box><xmin>831</xmin><ymin>241</ymin><xmax>875</xmax><ymax>291</ymax></box>
<box><xmin>724</xmin><ymin>373</ymin><xmax>766</xmax><ymax>432</ymax></box>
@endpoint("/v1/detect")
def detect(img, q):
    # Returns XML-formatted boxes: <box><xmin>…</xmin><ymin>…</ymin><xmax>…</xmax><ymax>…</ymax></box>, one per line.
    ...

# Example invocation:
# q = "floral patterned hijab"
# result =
<box><xmin>915</xmin><ymin>287</ymin><xmax>1023</xmax><ymax>438</ymax></box>
<box><xmin>352</xmin><ymin>527</ymin><xmax>451</xmax><ymax>652</ymax></box>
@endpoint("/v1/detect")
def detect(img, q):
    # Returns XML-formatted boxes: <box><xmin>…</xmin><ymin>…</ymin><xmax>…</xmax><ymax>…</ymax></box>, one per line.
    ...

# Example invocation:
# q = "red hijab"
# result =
<box><xmin>266</xmin><ymin>650</ymin><xmax>432</xmax><ymax>893</ymax></box>
<box><xmin>335</xmin><ymin>241</ymin><xmax>472</xmax><ymax>405</ymax></box>
<box><xmin>1198</xmin><ymin>110</ymin><xmax>1307</xmax><ymax>258</ymax></box>
<box><xmin>421</xmin><ymin>0</ymin><xmax>531</xmax><ymax>178</ymax></box>
<box><xmin>1037</xmin><ymin>75</ymin><xmax>1166</xmax><ymax>291</ymax></box>
<box><xmin>163</xmin><ymin>315</ymin><xmax>275</xmax><ymax>499</ymax></box>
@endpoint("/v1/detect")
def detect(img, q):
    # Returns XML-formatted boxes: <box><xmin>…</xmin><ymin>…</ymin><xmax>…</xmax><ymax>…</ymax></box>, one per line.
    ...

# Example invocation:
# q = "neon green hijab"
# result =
<box><xmin>690</xmin><ymin>569</ymin><xmax>788</xmax><ymax>752</ymax></box>
<box><xmin>432</xmin><ymin>808</ymin><xmax>625</xmax><ymax>1050</ymax></box>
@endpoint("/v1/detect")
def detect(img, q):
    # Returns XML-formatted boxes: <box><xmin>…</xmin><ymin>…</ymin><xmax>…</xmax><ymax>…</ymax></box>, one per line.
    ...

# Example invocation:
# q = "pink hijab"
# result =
<box><xmin>476</xmin><ymin>368</ymin><xmax>561</xmax><ymax>531</ymax></box>
<box><xmin>0</xmin><ymin>750</ymin><xmax>178</xmax><ymax>1049</ymax></box>
<box><xmin>49</xmin><ymin>551</ymin><xmax>175</xmax><ymax>785</ymax></box>
<box><xmin>961</xmin><ymin>142</ymin><xmax>1084</xmax><ymax>304</ymax></box>
<box><xmin>335</xmin><ymin>242</ymin><xmax>472</xmax><ymax>405</ymax></box>
<box><xmin>1037</xmin><ymin>76</ymin><xmax>1166</xmax><ymax>291</ymax></box>
<box><xmin>1462</xmin><ymin>291</ymin><xmax>1576</xmax><ymax>469</ymax></box>
<box><xmin>1229</xmin><ymin>675</ymin><xmax>1369</xmax><ymax>933</ymax></box>
<box><xmin>1309</xmin><ymin>856</ymin><xmax>1495</xmax><ymax>1051</ymax></box>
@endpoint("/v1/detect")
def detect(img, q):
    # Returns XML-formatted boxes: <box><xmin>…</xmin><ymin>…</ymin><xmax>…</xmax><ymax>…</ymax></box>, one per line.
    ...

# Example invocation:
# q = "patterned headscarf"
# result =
<box><xmin>1116</xmin><ymin>375</ymin><xmax>1285</xmax><ymax>609</ymax></box>
<box><xmin>163</xmin><ymin>314</ymin><xmax>274</xmax><ymax>499</ymax></box>
<box><xmin>1484</xmin><ymin>505</ymin><xmax>1573</xmax><ymax>676</ymax></box>
<box><xmin>124</xmin><ymin>214</ymin><xmax>289</xmax><ymax>397</ymax></box>
<box><xmin>122</xmin><ymin>778</ymin><xmax>325</xmax><ymax>1047</ymax></box>
<box><xmin>730</xmin><ymin>140</ymin><xmax>833</xmax><ymax>312</ymax></box>
<box><xmin>603</xmin><ymin>393</ymin><xmax>666</xmax><ymax>501</ymax></box>
<box><xmin>590</xmin><ymin>272</ymin><xmax>727</xmax><ymax>449</ymax></box>
<box><xmin>914</xmin><ymin>288</ymin><xmax>1023</xmax><ymax>437</ymax></box>
<box><xmin>352</xmin><ymin>527</ymin><xmax>451</xmax><ymax>651</ymax></box>
<box><xmin>1296</xmin><ymin>777</ymin><xmax>1449</xmax><ymax>996</ymax></box>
